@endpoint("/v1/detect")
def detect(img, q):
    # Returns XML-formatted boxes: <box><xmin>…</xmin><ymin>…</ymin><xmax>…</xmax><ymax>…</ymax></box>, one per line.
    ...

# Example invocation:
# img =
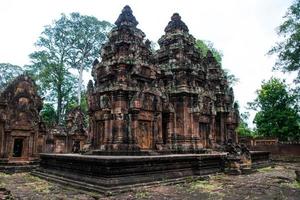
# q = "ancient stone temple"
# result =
<box><xmin>0</xmin><ymin>75</ymin><xmax>45</xmax><ymax>165</ymax></box>
<box><xmin>88</xmin><ymin>6</ymin><xmax>239</xmax><ymax>154</ymax></box>
<box><xmin>35</xmin><ymin>6</ymin><xmax>270</xmax><ymax>193</ymax></box>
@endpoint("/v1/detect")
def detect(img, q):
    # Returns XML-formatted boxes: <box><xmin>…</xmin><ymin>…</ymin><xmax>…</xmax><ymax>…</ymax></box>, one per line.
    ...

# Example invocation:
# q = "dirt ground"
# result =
<box><xmin>0</xmin><ymin>162</ymin><xmax>300</xmax><ymax>200</ymax></box>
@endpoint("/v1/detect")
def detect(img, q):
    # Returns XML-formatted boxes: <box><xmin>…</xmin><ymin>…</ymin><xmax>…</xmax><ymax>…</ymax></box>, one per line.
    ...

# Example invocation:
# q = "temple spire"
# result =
<box><xmin>115</xmin><ymin>5</ymin><xmax>138</xmax><ymax>27</ymax></box>
<box><xmin>164</xmin><ymin>13</ymin><xmax>189</xmax><ymax>33</ymax></box>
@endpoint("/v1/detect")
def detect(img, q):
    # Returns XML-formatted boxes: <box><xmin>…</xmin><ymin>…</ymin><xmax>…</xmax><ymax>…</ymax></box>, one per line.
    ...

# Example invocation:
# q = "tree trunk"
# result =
<box><xmin>78</xmin><ymin>66</ymin><xmax>83</xmax><ymax>106</ymax></box>
<box><xmin>57</xmin><ymin>84</ymin><xmax>62</xmax><ymax>125</ymax></box>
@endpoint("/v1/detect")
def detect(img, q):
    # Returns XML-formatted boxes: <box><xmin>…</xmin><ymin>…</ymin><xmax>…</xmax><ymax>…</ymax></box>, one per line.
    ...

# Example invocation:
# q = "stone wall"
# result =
<box><xmin>250</xmin><ymin>143</ymin><xmax>300</xmax><ymax>157</ymax></box>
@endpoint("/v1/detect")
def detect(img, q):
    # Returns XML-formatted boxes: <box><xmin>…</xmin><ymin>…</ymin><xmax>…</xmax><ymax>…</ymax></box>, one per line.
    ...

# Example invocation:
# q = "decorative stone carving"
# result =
<box><xmin>0</xmin><ymin>75</ymin><xmax>45</xmax><ymax>163</ymax></box>
<box><xmin>88</xmin><ymin>5</ymin><xmax>239</xmax><ymax>155</ymax></box>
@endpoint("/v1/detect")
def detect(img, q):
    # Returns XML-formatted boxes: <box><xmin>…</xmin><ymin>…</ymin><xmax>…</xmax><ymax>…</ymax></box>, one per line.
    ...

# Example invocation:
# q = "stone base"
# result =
<box><xmin>250</xmin><ymin>151</ymin><xmax>271</xmax><ymax>168</ymax></box>
<box><xmin>0</xmin><ymin>159</ymin><xmax>39</xmax><ymax>173</ymax></box>
<box><xmin>89</xmin><ymin>142</ymin><xmax>208</xmax><ymax>156</ymax></box>
<box><xmin>33</xmin><ymin>153</ymin><xmax>226</xmax><ymax>194</ymax></box>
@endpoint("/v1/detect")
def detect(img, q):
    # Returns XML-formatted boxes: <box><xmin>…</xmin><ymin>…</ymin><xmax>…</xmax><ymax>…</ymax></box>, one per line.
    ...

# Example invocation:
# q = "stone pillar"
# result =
<box><xmin>0</xmin><ymin>123</ymin><xmax>4</xmax><ymax>157</ymax></box>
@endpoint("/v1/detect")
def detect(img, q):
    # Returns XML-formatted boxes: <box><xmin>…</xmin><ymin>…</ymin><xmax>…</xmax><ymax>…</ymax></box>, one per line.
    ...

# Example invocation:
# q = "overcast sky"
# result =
<box><xmin>0</xmin><ymin>0</ymin><xmax>296</xmax><ymax>126</ymax></box>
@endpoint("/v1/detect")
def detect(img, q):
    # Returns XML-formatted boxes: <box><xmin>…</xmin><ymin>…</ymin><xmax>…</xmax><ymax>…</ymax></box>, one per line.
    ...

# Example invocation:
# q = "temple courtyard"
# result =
<box><xmin>1</xmin><ymin>162</ymin><xmax>299</xmax><ymax>200</ymax></box>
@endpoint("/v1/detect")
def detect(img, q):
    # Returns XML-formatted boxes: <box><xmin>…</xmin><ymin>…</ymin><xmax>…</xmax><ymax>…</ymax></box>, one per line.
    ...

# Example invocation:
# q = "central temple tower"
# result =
<box><xmin>88</xmin><ymin>6</ymin><xmax>239</xmax><ymax>155</ymax></box>
<box><xmin>88</xmin><ymin>6</ymin><xmax>163</xmax><ymax>153</ymax></box>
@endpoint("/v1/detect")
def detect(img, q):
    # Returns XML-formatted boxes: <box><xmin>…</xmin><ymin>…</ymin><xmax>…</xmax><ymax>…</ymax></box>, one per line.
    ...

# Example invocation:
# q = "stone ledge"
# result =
<box><xmin>34</xmin><ymin>153</ymin><xmax>226</xmax><ymax>194</ymax></box>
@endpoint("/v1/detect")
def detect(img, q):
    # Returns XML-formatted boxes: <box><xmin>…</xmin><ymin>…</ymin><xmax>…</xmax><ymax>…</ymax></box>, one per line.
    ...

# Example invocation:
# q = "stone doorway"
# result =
<box><xmin>162</xmin><ymin>113</ymin><xmax>169</xmax><ymax>144</ymax></box>
<box><xmin>199</xmin><ymin>122</ymin><xmax>210</xmax><ymax>147</ymax></box>
<box><xmin>72</xmin><ymin>140</ymin><xmax>80</xmax><ymax>153</ymax></box>
<box><xmin>13</xmin><ymin>138</ymin><xmax>23</xmax><ymax>157</ymax></box>
<box><xmin>138</xmin><ymin>121</ymin><xmax>152</xmax><ymax>149</ymax></box>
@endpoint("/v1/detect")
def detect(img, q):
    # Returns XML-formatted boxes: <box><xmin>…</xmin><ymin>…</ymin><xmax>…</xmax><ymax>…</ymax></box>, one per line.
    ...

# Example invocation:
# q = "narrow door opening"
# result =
<box><xmin>72</xmin><ymin>140</ymin><xmax>80</xmax><ymax>153</ymax></box>
<box><xmin>162</xmin><ymin>113</ymin><xmax>168</xmax><ymax>145</ymax></box>
<box><xmin>13</xmin><ymin>138</ymin><xmax>23</xmax><ymax>157</ymax></box>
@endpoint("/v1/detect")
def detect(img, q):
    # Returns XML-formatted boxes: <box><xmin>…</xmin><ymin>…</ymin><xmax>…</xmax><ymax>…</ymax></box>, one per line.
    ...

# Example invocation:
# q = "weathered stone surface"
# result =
<box><xmin>2</xmin><ymin>163</ymin><xmax>300</xmax><ymax>199</ymax></box>
<box><xmin>89</xmin><ymin>5</ymin><xmax>162</xmax><ymax>154</ymax></box>
<box><xmin>66</xmin><ymin>107</ymin><xmax>87</xmax><ymax>153</ymax></box>
<box><xmin>0</xmin><ymin>75</ymin><xmax>45</xmax><ymax>165</ymax></box>
<box><xmin>45</xmin><ymin>107</ymin><xmax>87</xmax><ymax>153</ymax></box>
<box><xmin>34</xmin><ymin>153</ymin><xmax>226</xmax><ymax>194</ymax></box>
<box><xmin>88</xmin><ymin>5</ymin><xmax>239</xmax><ymax>155</ymax></box>
<box><xmin>33</xmin><ymin>6</ymin><xmax>270</xmax><ymax>195</ymax></box>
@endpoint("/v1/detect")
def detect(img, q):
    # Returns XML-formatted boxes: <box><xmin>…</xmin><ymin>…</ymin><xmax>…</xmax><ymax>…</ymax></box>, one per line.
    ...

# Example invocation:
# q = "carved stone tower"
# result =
<box><xmin>88</xmin><ymin>6</ymin><xmax>239</xmax><ymax>155</ymax></box>
<box><xmin>89</xmin><ymin>6</ymin><xmax>163</xmax><ymax>154</ymax></box>
<box><xmin>156</xmin><ymin>13</ymin><xmax>209</xmax><ymax>151</ymax></box>
<box><xmin>0</xmin><ymin>75</ymin><xmax>45</xmax><ymax>164</ymax></box>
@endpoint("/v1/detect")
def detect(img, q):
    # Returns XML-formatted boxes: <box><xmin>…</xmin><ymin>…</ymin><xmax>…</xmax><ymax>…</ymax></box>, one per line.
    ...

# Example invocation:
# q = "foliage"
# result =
<box><xmin>62</xmin><ymin>13</ymin><xmax>113</xmax><ymax>104</ymax></box>
<box><xmin>196</xmin><ymin>39</ymin><xmax>223</xmax><ymax>64</ymax></box>
<box><xmin>40</xmin><ymin>103</ymin><xmax>57</xmax><ymax>127</ymax></box>
<box><xmin>27</xmin><ymin>12</ymin><xmax>112</xmax><ymax>124</ymax></box>
<box><xmin>0</xmin><ymin>63</ymin><xmax>23</xmax><ymax>90</ymax></box>
<box><xmin>236</xmin><ymin>112</ymin><xmax>256</xmax><ymax>137</ymax></box>
<box><xmin>223</xmin><ymin>69</ymin><xmax>239</xmax><ymax>87</ymax></box>
<box><xmin>248</xmin><ymin>77</ymin><xmax>300</xmax><ymax>141</ymax></box>
<box><xmin>268</xmin><ymin>0</ymin><xmax>300</xmax><ymax>82</ymax></box>
<box><xmin>134</xmin><ymin>190</ymin><xmax>150</xmax><ymax>199</ymax></box>
<box><xmin>26</xmin><ymin>54</ymin><xmax>76</xmax><ymax>124</ymax></box>
<box><xmin>64</xmin><ymin>90</ymin><xmax>88</xmax><ymax>127</ymax></box>
<box><xmin>64</xmin><ymin>12</ymin><xmax>112</xmax><ymax>71</ymax></box>
<box><xmin>195</xmin><ymin>39</ymin><xmax>238</xmax><ymax>86</ymax></box>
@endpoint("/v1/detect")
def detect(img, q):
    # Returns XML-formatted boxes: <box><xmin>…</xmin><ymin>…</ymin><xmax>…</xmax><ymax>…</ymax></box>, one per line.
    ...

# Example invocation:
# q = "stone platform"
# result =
<box><xmin>250</xmin><ymin>151</ymin><xmax>271</xmax><ymax>168</ymax></box>
<box><xmin>32</xmin><ymin>151</ymin><xmax>270</xmax><ymax>194</ymax></box>
<box><xmin>0</xmin><ymin>159</ymin><xmax>39</xmax><ymax>173</ymax></box>
<box><xmin>32</xmin><ymin>153</ymin><xmax>226</xmax><ymax>194</ymax></box>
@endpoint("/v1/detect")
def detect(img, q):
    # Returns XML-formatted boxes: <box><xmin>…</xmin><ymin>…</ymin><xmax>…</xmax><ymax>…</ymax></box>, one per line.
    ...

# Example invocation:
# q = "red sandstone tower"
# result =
<box><xmin>0</xmin><ymin>75</ymin><xmax>46</xmax><ymax>165</ymax></box>
<box><xmin>88</xmin><ymin>6</ymin><xmax>163</xmax><ymax>154</ymax></box>
<box><xmin>88</xmin><ymin>6</ymin><xmax>239</xmax><ymax>154</ymax></box>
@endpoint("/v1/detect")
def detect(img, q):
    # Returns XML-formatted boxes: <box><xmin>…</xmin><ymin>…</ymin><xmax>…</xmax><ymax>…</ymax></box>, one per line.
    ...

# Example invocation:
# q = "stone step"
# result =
<box><xmin>0</xmin><ymin>164</ymin><xmax>38</xmax><ymax>173</ymax></box>
<box><xmin>32</xmin><ymin>170</ymin><xmax>110</xmax><ymax>195</ymax></box>
<box><xmin>31</xmin><ymin>169</ymin><xmax>199</xmax><ymax>195</ymax></box>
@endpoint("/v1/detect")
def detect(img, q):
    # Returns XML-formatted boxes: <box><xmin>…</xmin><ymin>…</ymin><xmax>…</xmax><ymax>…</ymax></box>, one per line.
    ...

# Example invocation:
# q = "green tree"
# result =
<box><xmin>248</xmin><ymin>77</ymin><xmax>300</xmax><ymax>141</ymax></box>
<box><xmin>65</xmin><ymin>90</ymin><xmax>89</xmax><ymax>127</ymax></box>
<box><xmin>41</xmin><ymin>103</ymin><xmax>57</xmax><ymax>127</ymax></box>
<box><xmin>196</xmin><ymin>39</ymin><xmax>223</xmax><ymax>64</ymax></box>
<box><xmin>236</xmin><ymin>111</ymin><xmax>256</xmax><ymax>137</ymax></box>
<box><xmin>0</xmin><ymin>63</ymin><xmax>23</xmax><ymax>90</ymax></box>
<box><xmin>64</xmin><ymin>13</ymin><xmax>113</xmax><ymax>105</ymax></box>
<box><xmin>26</xmin><ymin>55</ymin><xmax>76</xmax><ymax>124</ymax></box>
<box><xmin>195</xmin><ymin>39</ymin><xmax>238</xmax><ymax>86</ymax></box>
<box><xmin>27</xmin><ymin>12</ymin><xmax>113</xmax><ymax>124</ymax></box>
<box><xmin>268</xmin><ymin>0</ymin><xmax>300</xmax><ymax>81</ymax></box>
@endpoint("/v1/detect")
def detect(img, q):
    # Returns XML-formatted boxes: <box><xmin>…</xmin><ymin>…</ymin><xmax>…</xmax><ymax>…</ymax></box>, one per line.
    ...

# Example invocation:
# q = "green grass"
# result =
<box><xmin>281</xmin><ymin>181</ymin><xmax>300</xmax><ymax>189</ymax></box>
<box><xmin>188</xmin><ymin>180</ymin><xmax>223</xmax><ymax>193</ymax></box>
<box><xmin>134</xmin><ymin>190</ymin><xmax>150</xmax><ymax>199</ymax></box>
<box><xmin>0</xmin><ymin>172</ymin><xmax>10</xmax><ymax>178</ymax></box>
<box><xmin>257</xmin><ymin>166</ymin><xmax>273</xmax><ymax>173</ymax></box>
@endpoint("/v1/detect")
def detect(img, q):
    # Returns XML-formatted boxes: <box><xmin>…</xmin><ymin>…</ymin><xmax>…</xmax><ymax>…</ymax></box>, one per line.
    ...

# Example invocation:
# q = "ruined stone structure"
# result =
<box><xmin>45</xmin><ymin>108</ymin><xmax>87</xmax><ymax>153</ymax></box>
<box><xmin>0</xmin><ymin>75</ymin><xmax>45</xmax><ymax>164</ymax></box>
<box><xmin>88</xmin><ymin>6</ymin><xmax>239</xmax><ymax>154</ymax></box>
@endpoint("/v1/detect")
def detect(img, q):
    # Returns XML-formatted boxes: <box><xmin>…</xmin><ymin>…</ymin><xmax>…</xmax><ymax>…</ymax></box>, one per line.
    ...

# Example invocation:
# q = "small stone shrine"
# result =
<box><xmin>0</xmin><ymin>75</ymin><xmax>45</xmax><ymax>166</ymax></box>
<box><xmin>45</xmin><ymin>107</ymin><xmax>87</xmax><ymax>153</ymax></box>
<box><xmin>65</xmin><ymin>107</ymin><xmax>87</xmax><ymax>153</ymax></box>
